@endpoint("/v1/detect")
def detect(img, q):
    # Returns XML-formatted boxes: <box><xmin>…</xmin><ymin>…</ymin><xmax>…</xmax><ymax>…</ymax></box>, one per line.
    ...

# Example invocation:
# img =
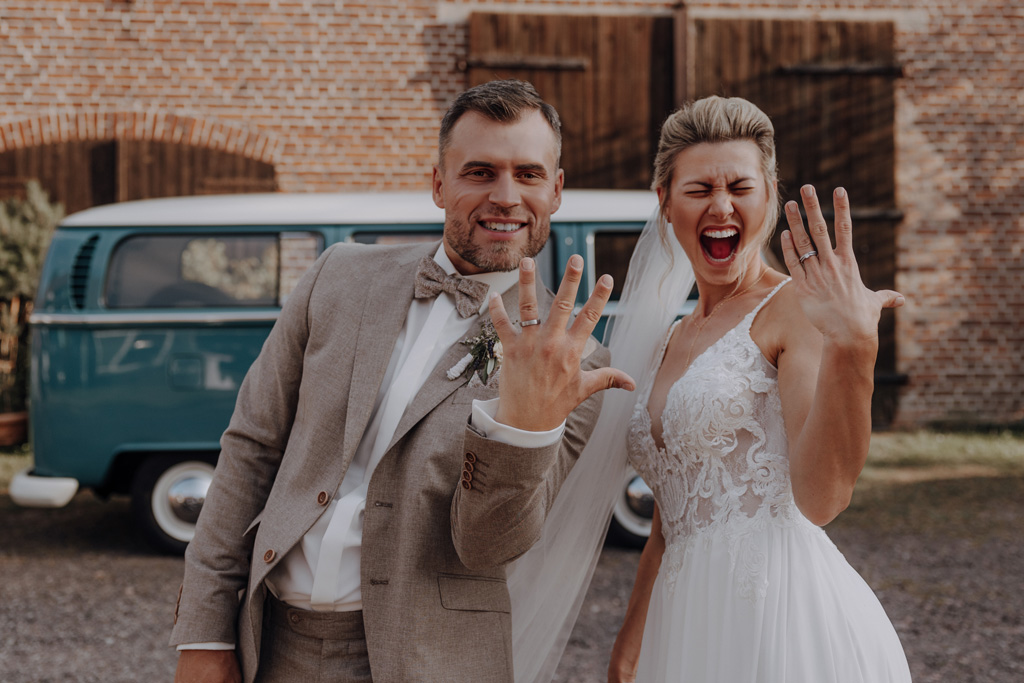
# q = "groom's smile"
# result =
<box><xmin>480</xmin><ymin>219</ymin><xmax>526</xmax><ymax>234</ymax></box>
<box><xmin>432</xmin><ymin>109</ymin><xmax>564</xmax><ymax>275</ymax></box>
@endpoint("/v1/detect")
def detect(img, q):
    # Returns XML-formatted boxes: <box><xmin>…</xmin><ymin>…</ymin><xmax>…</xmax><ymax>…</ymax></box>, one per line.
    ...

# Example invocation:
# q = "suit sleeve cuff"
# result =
<box><xmin>470</xmin><ymin>398</ymin><xmax>564</xmax><ymax>448</ymax></box>
<box><xmin>177</xmin><ymin>642</ymin><xmax>236</xmax><ymax>651</ymax></box>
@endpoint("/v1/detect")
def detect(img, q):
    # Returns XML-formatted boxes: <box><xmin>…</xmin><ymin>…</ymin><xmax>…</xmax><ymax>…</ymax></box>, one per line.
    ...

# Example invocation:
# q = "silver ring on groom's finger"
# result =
<box><xmin>798</xmin><ymin>250</ymin><xmax>818</xmax><ymax>265</ymax></box>
<box><xmin>520</xmin><ymin>318</ymin><xmax>541</xmax><ymax>327</ymax></box>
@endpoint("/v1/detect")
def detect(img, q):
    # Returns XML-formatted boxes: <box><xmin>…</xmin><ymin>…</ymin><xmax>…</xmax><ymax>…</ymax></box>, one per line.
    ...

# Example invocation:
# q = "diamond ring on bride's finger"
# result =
<box><xmin>798</xmin><ymin>250</ymin><xmax>818</xmax><ymax>265</ymax></box>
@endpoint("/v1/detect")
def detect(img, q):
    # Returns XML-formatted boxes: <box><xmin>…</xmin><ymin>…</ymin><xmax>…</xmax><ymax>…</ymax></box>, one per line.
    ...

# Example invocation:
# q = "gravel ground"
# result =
<box><xmin>1</xmin><ymin>472</ymin><xmax>1022</xmax><ymax>682</ymax></box>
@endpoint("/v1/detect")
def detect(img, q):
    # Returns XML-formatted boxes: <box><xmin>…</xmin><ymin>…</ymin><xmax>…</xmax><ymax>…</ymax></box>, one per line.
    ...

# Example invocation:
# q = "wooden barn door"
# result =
<box><xmin>0</xmin><ymin>141</ymin><xmax>277</xmax><ymax>215</ymax></box>
<box><xmin>465</xmin><ymin>12</ymin><xmax>675</xmax><ymax>190</ymax></box>
<box><xmin>677</xmin><ymin>11</ymin><xmax>903</xmax><ymax>425</ymax></box>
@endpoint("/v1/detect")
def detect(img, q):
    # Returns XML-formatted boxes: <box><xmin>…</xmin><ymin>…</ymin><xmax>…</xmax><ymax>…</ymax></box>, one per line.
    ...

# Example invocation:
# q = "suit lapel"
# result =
<box><xmin>340</xmin><ymin>242</ymin><xmax>437</xmax><ymax>465</ymax></box>
<box><xmin>384</xmin><ymin>278</ymin><xmax>523</xmax><ymax>454</ymax></box>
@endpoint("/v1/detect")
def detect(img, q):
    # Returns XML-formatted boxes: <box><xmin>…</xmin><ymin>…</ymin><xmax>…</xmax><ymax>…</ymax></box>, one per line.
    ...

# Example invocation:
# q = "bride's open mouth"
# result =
<box><xmin>699</xmin><ymin>227</ymin><xmax>740</xmax><ymax>263</ymax></box>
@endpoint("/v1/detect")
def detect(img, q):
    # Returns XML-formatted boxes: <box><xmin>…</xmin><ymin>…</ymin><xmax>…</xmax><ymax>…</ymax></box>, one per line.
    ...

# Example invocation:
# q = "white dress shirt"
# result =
<box><xmin>180</xmin><ymin>246</ymin><xmax>564</xmax><ymax>649</ymax></box>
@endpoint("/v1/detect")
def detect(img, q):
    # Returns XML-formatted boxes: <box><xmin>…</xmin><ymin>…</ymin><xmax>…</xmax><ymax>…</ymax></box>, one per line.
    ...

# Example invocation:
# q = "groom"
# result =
<box><xmin>171</xmin><ymin>79</ymin><xmax>633</xmax><ymax>683</ymax></box>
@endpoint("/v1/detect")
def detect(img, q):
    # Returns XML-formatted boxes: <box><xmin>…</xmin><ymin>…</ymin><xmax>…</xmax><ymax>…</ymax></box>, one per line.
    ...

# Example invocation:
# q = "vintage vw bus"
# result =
<box><xmin>10</xmin><ymin>190</ymin><xmax>663</xmax><ymax>552</ymax></box>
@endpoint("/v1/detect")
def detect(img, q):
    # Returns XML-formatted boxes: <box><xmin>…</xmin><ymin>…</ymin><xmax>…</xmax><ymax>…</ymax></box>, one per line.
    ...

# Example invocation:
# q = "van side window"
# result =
<box><xmin>104</xmin><ymin>233</ymin><xmax>323</xmax><ymax>308</ymax></box>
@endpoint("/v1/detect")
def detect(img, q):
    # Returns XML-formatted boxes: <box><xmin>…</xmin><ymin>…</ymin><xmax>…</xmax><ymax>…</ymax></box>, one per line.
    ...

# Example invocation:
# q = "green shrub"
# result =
<box><xmin>0</xmin><ymin>181</ymin><xmax>63</xmax><ymax>413</ymax></box>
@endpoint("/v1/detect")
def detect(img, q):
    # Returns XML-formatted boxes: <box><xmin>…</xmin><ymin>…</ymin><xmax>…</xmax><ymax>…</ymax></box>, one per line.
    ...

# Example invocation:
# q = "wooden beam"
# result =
<box><xmin>459</xmin><ymin>56</ymin><xmax>589</xmax><ymax>72</ymax></box>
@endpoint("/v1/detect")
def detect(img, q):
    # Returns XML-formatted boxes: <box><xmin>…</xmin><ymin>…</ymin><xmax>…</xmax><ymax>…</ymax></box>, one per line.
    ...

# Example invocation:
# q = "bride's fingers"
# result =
<box><xmin>783</xmin><ymin>203</ymin><xmax>820</xmax><ymax>278</ymax></box>
<box><xmin>877</xmin><ymin>289</ymin><xmax>906</xmax><ymax>309</ymax></box>
<box><xmin>832</xmin><ymin>187</ymin><xmax>855</xmax><ymax>257</ymax></box>
<box><xmin>799</xmin><ymin>185</ymin><xmax>835</xmax><ymax>268</ymax></box>
<box><xmin>780</xmin><ymin>230</ymin><xmax>807</xmax><ymax>281</ymax></box>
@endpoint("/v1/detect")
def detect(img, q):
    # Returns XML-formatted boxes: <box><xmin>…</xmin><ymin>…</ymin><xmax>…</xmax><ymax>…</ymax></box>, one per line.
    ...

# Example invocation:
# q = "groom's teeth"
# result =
<box><xmin>485</xmin><ymin>222</ymin><xmax>521</xmax><ymax>232</ymax></box>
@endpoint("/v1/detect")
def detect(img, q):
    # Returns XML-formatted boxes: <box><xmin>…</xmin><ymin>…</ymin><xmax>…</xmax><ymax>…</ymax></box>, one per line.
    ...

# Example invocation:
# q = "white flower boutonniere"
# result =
<box><xmin>447</xmin><ymin>321</ymin><xmax>503</xmax><ymax>385</ymax></box>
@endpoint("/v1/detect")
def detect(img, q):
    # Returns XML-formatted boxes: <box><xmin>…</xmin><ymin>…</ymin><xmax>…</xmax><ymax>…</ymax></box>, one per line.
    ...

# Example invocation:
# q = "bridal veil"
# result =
<box><xmin>507</xmin><ymin>207</ymin><xmax>695</xmax><ymax>682</ymax></box>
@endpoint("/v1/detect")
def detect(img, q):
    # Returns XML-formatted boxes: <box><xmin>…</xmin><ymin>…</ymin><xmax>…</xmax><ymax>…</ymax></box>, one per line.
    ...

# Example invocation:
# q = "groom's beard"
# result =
<box><xmin>446</xmin><ymin>217</ymin><xmax>550</xmax><ymax>273</ymax></box>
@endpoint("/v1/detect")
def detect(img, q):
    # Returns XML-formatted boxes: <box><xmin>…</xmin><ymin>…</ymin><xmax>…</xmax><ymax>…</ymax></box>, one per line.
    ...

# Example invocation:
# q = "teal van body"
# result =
<box><xmin>13</xmin><ymin>190</ymin><xmax>665</xmax><ymax>551</ymax></box>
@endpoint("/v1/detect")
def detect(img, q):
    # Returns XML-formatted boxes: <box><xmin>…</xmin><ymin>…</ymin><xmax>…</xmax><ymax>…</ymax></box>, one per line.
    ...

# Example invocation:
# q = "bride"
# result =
<box><xmin>604</xmin><ymin>96</ymin><xmax>913</xmax><ymax>682</ymax></box>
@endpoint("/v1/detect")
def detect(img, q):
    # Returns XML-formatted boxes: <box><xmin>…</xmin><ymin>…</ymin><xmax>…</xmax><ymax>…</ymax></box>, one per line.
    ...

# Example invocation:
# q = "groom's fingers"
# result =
<box><xmin>487</xmin><ymin>291</ymin><xmax>517</xmax><ymax>341</ymax></box>
<box><xmin>517</xmin><ymin>257</ymin><xmax>541</xmax><ymax>326</ymax></box>
<box><xmin>580</xmin><ymin>367</ymin><xmax>636</xmax><ymax>396</ymax></box>
<box><xmin>569</xmin><ymin>273</ymin><xmax>614</xmax><ymax>346</ymax></box>
<box><xmin>548</xmin><ymin>254</ymin><xmax>584</xmax><ymax>331</ymax></box>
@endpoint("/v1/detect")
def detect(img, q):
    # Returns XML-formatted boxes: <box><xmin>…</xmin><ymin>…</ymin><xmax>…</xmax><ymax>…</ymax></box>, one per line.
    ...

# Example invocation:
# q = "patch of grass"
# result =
<box><xmin>867</xmin><ymin>430</ymin><xmax>1024</xmax><ymax>474</ymax></box>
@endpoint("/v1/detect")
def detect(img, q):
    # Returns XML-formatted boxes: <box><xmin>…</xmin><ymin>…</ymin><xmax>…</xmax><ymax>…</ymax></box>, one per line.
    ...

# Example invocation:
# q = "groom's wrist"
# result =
<box><xmin>471</xmin><ymin>398</ymin><xmax>564</xmax><ymax>447</ymax></box>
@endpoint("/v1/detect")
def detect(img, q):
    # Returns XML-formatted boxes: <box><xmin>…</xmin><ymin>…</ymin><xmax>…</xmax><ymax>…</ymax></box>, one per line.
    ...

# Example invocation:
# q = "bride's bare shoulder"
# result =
<box><xmin>752</xmin><ymin>275</ymin><xmax>822</xmax><ymax>363</ymax></box>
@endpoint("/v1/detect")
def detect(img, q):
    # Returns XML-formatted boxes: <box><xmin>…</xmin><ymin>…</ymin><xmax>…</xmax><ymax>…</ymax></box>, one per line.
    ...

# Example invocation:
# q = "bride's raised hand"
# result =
<box><xmin>488</xmin><ymin>254</ymin><xmax>635</xmax><ymax>432</ymax></box>
<box><xmin>780</xmin><ymin>185</ymin><xmax>904</xmax><ymax>346</ymax></box>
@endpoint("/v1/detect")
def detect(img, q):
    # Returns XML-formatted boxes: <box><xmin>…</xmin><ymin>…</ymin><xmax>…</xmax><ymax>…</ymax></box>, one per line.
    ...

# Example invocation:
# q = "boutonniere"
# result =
<box><xmin>447</xmin><ymin>321</ymin><xmax>503</xmax><ymax>385</ymax></box>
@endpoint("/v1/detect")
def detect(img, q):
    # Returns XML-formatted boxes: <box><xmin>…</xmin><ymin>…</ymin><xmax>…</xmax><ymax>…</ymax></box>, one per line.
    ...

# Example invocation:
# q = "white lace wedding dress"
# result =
<box><xmin>626</xmin><ymin>281</ymin><xmax>912</xmax><ymax>682</ymax></box>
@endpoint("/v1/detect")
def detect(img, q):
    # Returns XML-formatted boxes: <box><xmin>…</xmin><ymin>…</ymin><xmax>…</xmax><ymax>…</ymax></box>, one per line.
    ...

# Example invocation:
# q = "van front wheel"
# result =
<box><xmin>131</xmin><ymin>455</ymin><xmax>216</xmax><ymax>554</ymax></box>
<box><xmin>607</xmin><ymin>468</ymin><xmax>654</xmax><ymax>548</ymax></box>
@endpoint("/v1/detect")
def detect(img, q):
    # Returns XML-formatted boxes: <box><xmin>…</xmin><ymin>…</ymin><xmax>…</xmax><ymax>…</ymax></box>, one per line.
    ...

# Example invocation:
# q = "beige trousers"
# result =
<box><xmin>254</xmin><ymin>595</ymin><xmax>373</xmax><ymax>683</ymax></box>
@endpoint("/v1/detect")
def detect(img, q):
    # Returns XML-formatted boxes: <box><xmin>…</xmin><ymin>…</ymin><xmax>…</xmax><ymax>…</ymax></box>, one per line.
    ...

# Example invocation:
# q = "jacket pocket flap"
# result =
<box><xmin>437</xmin><ymin>574</ymin><xmax>511</xmax><ymax>613</ymax></box>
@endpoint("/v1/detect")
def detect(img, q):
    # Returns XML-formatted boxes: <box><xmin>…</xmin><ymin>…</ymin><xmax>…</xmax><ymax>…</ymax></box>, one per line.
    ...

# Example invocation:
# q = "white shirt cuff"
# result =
<box><xmin>471</xmin><ymin>398</ymin><xmax>564</xmax><ymax>448</ymax></box>
<box><xmin>177</xmin><ymin>642</ymin><xmax>235</xmax><ymax>651</ymax></box>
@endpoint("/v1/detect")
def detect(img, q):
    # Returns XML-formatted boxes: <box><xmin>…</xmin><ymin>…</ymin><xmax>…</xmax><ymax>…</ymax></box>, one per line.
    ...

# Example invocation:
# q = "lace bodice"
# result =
<box><xmin>627</xmin><ymin>280</ymin><xmax>816</xmax><ymax>597</ymax></box>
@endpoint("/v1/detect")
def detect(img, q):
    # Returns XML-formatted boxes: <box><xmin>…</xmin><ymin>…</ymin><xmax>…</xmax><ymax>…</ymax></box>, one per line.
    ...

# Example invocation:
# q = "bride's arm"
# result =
<box><xmin>775</xmin><ymin>186</ymin><xmax>904</xmax><ymax>526</ymax></box>
<box><xmin>775</xmin><ymin>310</ymin><xmax>874</xmax><ymax>526</ymax></box>
<box><xmin>608</xmin><ymin>504</ymin><xmax>665</xmax><ymax>683</ymax></box>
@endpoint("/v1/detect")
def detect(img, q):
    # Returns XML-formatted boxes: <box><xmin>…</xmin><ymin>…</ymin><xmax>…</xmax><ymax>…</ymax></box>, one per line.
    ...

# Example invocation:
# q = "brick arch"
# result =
<box><xmin>0</xmin><ymin>111</ymin><xmax>281</xmax><ymax>214</ymax></box>
<box><xmin>0</xmin><ymin>110</ymin><xmax>281</xmax><ymax>165</ymax></box>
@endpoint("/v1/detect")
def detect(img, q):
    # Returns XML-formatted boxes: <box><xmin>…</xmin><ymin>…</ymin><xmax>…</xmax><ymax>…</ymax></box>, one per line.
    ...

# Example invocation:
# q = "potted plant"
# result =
<box><xmin>0</xmin><ymin>181</ymin><xmax>63</xmax><ymax>445</ymax></box>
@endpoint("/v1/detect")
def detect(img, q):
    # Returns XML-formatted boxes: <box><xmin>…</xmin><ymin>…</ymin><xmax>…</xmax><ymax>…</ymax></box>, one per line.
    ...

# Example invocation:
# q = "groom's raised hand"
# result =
<box><xmin>489</xmin><ymin>254</ymin><xmax>635</xmax><ymax>432</ymax></box>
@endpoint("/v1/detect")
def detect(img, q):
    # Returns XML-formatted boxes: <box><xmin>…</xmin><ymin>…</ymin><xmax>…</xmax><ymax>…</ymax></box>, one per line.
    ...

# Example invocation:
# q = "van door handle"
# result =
<box><xmin>167</xmin><ymin>355</ymin><xmax>204</xmax><ymax>390</ymax></box>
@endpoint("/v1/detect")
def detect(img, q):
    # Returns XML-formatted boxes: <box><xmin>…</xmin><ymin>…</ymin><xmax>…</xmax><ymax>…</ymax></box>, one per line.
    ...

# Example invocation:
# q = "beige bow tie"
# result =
<box><xmin>413</xmin><ymin>256</ymin><xmax>490</xmax><ymax>318</ymax></box>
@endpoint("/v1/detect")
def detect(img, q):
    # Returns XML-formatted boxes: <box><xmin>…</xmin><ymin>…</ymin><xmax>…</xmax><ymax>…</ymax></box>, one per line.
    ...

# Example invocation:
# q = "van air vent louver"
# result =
<box><xmin>69</xmin><ymin>234</ymin><xmax>100</xmax><ymax>309</ymax></box>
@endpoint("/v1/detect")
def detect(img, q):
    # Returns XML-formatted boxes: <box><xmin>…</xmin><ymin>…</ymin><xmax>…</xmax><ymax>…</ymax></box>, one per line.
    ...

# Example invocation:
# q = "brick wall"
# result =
<box><xmin>1</xmin><ymin>0</ymin><xmax>1021</xmax><ymax>427</ymax></box>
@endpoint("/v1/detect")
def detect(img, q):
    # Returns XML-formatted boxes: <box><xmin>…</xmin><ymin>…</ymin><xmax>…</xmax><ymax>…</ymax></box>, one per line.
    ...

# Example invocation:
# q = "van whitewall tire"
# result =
<box><xmin>607</xmin><ymin>467</ymin><xmax>653</xmax><ymax>548</ymax></box>
<box><xmin>130</xmin><ymin>455</ymin><xmax>215</xmax><ymax>555</ymax></box>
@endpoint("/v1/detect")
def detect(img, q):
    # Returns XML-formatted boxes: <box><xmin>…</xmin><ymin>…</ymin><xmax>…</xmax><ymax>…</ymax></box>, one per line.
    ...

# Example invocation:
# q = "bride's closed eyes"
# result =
<box><xmin>681</xmin><ymin>179</ymin><xmax>758</xmax><ymax>197</ymax></box>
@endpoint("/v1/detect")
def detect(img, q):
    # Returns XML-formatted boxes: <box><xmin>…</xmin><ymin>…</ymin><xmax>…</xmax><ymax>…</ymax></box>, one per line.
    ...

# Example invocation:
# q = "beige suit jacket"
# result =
<box><xmin>170</xmin><ymin>240</ymin><xmax>609</xmax><ymax>683</ymax></box>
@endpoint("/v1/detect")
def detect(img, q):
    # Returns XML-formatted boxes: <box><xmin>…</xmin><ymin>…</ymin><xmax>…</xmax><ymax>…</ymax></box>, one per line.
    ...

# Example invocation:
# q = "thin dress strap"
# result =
<box><xmin>742</xmin><ymin>278</ymin><xmax>791</xmax><ymax>330</ymax></box>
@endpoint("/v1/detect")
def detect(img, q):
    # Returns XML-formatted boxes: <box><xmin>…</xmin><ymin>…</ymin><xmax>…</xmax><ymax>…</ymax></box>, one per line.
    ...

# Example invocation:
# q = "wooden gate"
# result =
<box><xmin>465</xmin><ymin>12</ymin><xmax>675</xmax><ymax>189</ymax></box>
<box><xmin>0</xmin><ymin>140</ymin><xmax>276</xmax><ymax>215</ymax></box>
<box><xmin>678</xmin><ymin>11</ymin><xmax>903</xmax><ymax>425</ymax></box>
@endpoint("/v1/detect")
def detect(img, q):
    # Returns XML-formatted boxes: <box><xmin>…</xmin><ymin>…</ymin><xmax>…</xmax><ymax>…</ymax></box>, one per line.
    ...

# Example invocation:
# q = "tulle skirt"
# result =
<box><xmin>635</xmin><ymin>522</ymin><xmax>912</xmax><ymax>682</ymax></box>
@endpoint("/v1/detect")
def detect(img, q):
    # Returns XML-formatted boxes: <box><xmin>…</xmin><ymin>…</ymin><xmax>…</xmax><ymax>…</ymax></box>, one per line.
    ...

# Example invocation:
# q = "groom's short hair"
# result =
<box><xmin>438</xmin><ymin>79</ymin><xmax>562</xmax><ymax>168</ymax></box>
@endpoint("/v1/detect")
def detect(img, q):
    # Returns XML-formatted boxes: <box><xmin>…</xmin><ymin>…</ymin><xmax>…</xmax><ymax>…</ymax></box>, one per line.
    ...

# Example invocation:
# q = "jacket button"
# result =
<box><xmin>263</xmin><ymin>549</ymin><xmax>276</xmax><ymax>563</ymax></box>
<box><xmin>461</xmin><ymin>479</ymin><xmax>471</xmax><ymax>490</ymax></box>
<box><xmin>317</xmin><ymin>491</ymin><xmax>329</xmax><ymax>505</ymax></box>
<box><xmin>463</xmin><ymin>461</ymin><xmax>474</xmax><ymax>473</ymax></box>
<box><xmin>461</xmin><ymin>470</ymin><xmax>473</xmax><ymax>482</ymax></box>
<box><xmin>465</xmin><ymin>451</ymin><xmax>477</xmax><ymax>464</ymax></box>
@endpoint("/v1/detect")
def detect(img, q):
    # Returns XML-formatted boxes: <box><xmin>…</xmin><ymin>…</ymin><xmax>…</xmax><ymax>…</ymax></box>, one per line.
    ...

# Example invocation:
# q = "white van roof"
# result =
<box><xmin>60</xmin><ymin>190</ymin><xmax>658</xmax><ymax>227</ymax></box>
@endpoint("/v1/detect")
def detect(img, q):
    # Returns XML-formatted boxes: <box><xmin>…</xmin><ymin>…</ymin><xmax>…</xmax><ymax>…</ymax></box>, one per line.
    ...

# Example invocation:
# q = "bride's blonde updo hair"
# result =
<box><xmin>652</xmin><ymin>96</ymin><xmax>780</xmax><ymax>251</ymax></box>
